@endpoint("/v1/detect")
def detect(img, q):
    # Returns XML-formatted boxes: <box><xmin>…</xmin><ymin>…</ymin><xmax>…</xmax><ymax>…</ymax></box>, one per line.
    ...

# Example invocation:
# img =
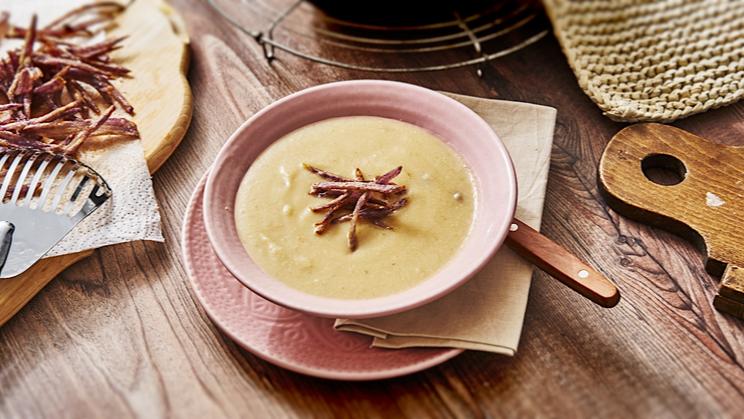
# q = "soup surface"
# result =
<box><xmin>235</xmin><ymin>116</ymin><xmax>475</xmax><ymax>299</ymax></box>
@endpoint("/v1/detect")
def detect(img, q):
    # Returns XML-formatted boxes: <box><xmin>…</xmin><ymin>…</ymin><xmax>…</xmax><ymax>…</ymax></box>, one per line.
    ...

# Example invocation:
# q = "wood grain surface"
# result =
<box><xmin>0</xmin><ymin>0</ymin><xmax>192</xmax><ymax>327</ymax></box>
<box><xmin>1</xmin><ymin>1</ymin><xmax>744</xmax><ymax>418</ymax></box>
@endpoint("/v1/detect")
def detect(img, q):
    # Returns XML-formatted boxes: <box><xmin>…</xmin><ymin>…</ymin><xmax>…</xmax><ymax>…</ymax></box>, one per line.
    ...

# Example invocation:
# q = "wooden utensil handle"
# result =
<box><xmin>505</xmin><ymin>219</ymin><xmax>620</xmax><ymax>307</ymax></box>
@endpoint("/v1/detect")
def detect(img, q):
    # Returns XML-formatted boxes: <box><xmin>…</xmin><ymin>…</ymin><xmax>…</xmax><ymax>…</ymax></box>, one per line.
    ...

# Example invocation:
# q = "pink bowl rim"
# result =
<box><xmin>203</xmin><ymin>80</ymin><xmax>517</xmax><ymax>319</ymax></box>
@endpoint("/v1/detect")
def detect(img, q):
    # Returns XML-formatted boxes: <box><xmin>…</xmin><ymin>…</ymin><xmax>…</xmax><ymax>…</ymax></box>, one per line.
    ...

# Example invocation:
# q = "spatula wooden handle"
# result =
<box><xmin>505</xmin><ymin>219</ymin><xmax>620</xmax><ymax>308</ymax></box>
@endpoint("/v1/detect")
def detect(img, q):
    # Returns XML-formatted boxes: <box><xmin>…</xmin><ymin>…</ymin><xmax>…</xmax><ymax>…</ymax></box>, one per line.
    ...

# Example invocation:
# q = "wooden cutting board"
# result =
<box><xmin>598</xmin><ymin>123</ymin><xmax>744</xmax><ymax>318</ymax></box>
<box><xmin>0</xmin><ymin>0</ymin><xmax>192</xmax><ymax>326</ymax></box>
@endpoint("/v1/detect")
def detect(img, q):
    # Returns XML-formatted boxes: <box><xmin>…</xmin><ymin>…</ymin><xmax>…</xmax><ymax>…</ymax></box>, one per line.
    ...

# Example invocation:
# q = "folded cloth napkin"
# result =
<box><xmin>335</xmin><ymin>93</ymin><xmax>556</xmax><ymax>355</ymax></box>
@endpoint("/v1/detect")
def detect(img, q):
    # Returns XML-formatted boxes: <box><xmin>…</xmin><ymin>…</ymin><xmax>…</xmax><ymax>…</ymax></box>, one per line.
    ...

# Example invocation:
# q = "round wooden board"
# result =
<box><xmin>0</xmin><ymin>0</ymin><xmax>192</xmax><ymax>326</ymax></box>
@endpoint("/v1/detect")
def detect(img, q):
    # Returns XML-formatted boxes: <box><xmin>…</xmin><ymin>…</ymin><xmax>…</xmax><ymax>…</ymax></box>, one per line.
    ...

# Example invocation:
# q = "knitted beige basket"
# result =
<box><xmin>543</xmin><ymin>0</ymin><xmax>744</xmax><ymax>122</ymax></box>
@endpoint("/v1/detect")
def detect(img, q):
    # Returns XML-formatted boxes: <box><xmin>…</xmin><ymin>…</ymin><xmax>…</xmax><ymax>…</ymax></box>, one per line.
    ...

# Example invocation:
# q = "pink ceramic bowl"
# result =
<box><xmin>203</xmin><ymin>80</ymin><xmax>517</xmax><ymax>319</ymax></box>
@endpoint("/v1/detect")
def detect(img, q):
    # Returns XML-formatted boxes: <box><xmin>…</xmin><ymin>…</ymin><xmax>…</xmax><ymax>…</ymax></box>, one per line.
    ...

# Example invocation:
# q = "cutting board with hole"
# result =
<box><xmin>0</xmin><ymin>0</ymin><xmax>192</xmax><ymax>327</ymax></box>
<box><xmin>598</xmin><ymin>123</ymin><xmax>744</xmax><ymax>318</ymax></box>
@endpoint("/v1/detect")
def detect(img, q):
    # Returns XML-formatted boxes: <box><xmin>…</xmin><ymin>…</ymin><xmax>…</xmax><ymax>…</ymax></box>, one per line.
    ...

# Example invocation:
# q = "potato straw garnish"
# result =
<box><xmin>0</xmin><ymin>3</ymin><xmax>139</xmax><ymax>157</ymax></box>
<box><xmin>305</xmin><ymin>164</ymin><xmax>408</xmax><ymax>251</ymax></box>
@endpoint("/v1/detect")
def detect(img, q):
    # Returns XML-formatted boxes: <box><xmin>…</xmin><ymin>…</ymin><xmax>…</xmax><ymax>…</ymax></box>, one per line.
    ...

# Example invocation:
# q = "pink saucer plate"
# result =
<box><xmin>182</xmin><ymin>173</ymin><xmax>463</xmax><ymax>380</ymax></box>
<box><xmin>203</xmin><ymin>80</ymin><xmax>518</xmax><ymax>319</ymax></box>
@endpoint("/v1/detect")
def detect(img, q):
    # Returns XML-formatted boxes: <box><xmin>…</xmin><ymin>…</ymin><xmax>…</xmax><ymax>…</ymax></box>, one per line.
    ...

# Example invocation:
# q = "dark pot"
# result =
<box><xmin>309</xmin><ymin>0</ymin><xmax>500</xmax><ymax>25</ymax></box>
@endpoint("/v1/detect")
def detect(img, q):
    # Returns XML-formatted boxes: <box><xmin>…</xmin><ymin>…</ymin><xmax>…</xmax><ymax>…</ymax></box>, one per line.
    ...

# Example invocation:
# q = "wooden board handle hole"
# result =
<box><xmin>641</xmin><ymin>153</ymin><xmax>687</xmax><ymax>186</ymax></box>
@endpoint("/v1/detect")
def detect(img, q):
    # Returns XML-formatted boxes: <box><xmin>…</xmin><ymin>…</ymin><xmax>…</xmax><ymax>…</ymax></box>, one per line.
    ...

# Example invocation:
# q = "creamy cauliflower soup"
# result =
<box><xmin>234</xmin><ymin>116</ymin><xmax>475</xmax><ymax>299</ymax></box>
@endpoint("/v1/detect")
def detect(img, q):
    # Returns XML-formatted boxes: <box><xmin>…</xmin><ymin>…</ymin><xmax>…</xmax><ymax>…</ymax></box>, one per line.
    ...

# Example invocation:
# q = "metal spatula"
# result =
<box><xmin>0</xmin><ymin>146</ymin><xmax>111</xmax><ymax>278</ymax></box>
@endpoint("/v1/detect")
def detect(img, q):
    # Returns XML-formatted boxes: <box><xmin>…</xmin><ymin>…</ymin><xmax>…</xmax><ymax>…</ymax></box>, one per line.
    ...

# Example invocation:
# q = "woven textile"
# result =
<box><xmin>543</xmin><ymin>0</ymin><xmax>744</xmax><ymax>122</ymax></box>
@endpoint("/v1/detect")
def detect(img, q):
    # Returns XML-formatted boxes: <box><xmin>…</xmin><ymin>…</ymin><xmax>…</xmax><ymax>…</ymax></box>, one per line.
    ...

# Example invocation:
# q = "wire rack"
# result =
<box><xmin>207</xmin><ymin>0</ymin><xmax>549</xmax><ymax>75</ymax></box>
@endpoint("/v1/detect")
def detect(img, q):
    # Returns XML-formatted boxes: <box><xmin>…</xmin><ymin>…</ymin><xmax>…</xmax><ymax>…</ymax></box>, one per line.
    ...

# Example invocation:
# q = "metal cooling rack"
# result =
<box><xmin>207</xmin><ymin>0</ymin><xmax>549</xmax><ymax>75</ymax></box>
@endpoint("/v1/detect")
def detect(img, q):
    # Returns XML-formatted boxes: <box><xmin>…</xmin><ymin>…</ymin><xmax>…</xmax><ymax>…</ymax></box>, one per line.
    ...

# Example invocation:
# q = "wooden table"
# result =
<box><xmin>1</xmin><ymin>1</ymin><xmax>743</xmax><ymax>417</ymax></box>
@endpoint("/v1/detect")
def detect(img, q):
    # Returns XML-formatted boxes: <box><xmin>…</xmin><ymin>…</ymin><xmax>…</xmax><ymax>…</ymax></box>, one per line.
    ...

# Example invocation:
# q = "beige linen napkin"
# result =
<box><xmin>334</xmin><ymin>93</ymin><xmax>556</xmax><ymax>355</ymax></box>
